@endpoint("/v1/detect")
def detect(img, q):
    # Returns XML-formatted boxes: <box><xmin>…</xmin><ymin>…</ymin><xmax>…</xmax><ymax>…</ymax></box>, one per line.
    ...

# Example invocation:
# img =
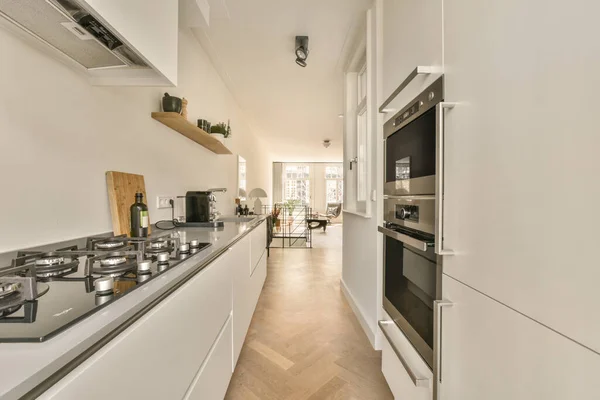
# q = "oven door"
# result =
<box><xmin>384</xmin><ymin>76</ymin><xmax>443</xmax><ymax>197</ymax></box>
<box><xmin>379</xmin><ymin>225</ymin><xmax>439</xmax><ymax>369</ymax></box>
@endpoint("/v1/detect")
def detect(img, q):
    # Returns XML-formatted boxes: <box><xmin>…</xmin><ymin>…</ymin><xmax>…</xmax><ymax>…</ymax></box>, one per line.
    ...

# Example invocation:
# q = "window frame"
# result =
<box><xmin>343</xmin><ymin>50</ymin><xmax>371</xmax><ymax>217</ymax></box>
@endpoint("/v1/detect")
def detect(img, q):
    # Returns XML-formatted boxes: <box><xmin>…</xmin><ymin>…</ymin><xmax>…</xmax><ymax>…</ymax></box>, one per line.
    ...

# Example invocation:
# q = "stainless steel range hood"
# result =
<box><xmin>0</xmin><ymin>0</ymin><xmax>148</xmax><ymax>70</ymax></box>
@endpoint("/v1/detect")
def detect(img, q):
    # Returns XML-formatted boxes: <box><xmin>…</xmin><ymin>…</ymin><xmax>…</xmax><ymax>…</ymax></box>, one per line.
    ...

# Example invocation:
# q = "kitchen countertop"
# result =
<box><xmin>0</xmin><ymin>216</ymin><xmax>268</xmax><ymax>400</ymax></box>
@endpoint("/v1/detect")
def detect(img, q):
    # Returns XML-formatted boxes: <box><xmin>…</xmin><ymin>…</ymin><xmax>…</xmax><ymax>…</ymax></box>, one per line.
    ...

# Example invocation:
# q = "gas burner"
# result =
<box><xmin>95</xmin><ymin>241</ymin><xmax>126</xmax><ymax>250</ymax></box>
<box><xmin>144</xmin><ymin>240</ymin><xmax>175</xmax><ymax>256</ymax></box>
<box><xmin>100</xmin><ymin>256</ymin><xmax>127</xmax><ymax>267</ymax></box>
<box><xmin>150</xmin><ymin>241</ymin><xmax>169</xmax><ymax>250</ymax></box>
<box><xmin>0</xmin><ymin>282</ymin><xmax>49</xmax><ymax>316</ymax></box>
<box><xmin>35</xmin><ymin>257</ymin><xmax>64</xmax><ymax>266</ymax></box>
<box><xmin>31</xmin><ymin>254</ymin><xmax>80</xmax><ymax>278</ymax></box>
<box><xmin>190</xmin><ymin>240</ymin><xmax>201</xmax><ymax>249</ymax></box>
<box><xmin>0</xmin><ymin>282</ymin><xmax>22</xmax><ymax>299</ymax></box>
<box><xmin>178</xmin><ymin>243</ymin><xmax>190</xmax><ymax>254</ymax></box>
<box><xmin>91</xmin><ymin>253</ymin><xmax>139</xmax><ymax>277</ymax></box>
<box><xmin>86</xmin><ymin>235</ymin><xmax>130</xmax><ymax>251</ymax></box>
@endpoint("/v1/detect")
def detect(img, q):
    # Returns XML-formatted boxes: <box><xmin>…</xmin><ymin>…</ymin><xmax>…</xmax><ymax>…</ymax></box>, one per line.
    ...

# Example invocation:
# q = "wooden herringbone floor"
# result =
<box><xmin>225</xmin><ymin>226</ymin><xmax>393</xmax><ymax>400</ymax></box>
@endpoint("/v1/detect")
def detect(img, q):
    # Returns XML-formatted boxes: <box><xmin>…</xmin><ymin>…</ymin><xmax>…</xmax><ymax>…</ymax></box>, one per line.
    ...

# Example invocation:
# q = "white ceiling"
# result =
<box><xmin>191</xmin><ymin>0</ymin><xmax>371</xmax><ymax>161</ymax></box>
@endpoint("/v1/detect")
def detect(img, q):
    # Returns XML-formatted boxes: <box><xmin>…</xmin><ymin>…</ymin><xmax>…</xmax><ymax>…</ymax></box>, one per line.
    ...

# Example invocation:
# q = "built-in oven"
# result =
<box><xmin>379</xmin><ymin>197</ymin><xmax>440</xmax><ymax>369</ymax></box>
<box><xmin>384</xmin><ymin>76</ymin><xmax>443</xmax><ymax>197</ymax></box>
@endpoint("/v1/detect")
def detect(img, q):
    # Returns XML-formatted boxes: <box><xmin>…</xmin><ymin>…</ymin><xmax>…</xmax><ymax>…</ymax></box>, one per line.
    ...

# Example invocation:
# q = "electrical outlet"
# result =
<box><xmin>157</xmin><ymin>196</ymin><xmax>174</xmax><ymax>209</ymax></box>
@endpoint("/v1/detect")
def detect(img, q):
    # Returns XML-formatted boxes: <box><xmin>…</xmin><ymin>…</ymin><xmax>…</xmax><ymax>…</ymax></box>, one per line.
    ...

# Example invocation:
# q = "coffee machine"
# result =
<box><xmin>184</xmin><ymin>188</ymin><xmax>227</xmax><ymax>224</ymax></box>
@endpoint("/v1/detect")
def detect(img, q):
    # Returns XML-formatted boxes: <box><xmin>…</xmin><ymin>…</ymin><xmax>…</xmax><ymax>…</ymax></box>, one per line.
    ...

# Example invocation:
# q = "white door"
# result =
<box><xmin>442</xmin><ymin>0</ymin><xmax>600</xmax><ymax>352</ymax></box>
<box><xmin>439</xmin><ymin>275</ymin><xmax>600</xmax><ymax>400</ymax></box>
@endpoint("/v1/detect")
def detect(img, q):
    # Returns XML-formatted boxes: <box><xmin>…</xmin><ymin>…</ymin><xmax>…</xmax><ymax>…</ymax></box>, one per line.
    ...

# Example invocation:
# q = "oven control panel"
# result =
<box><xmin>395</xmin><ymin>204</ymin><xmax>419</xmax><ymax>222</ymax></box>
<box><xmin>394</xmin><ymin>100</ymin><xmax>421</xmax><ymax>127</ymax></box>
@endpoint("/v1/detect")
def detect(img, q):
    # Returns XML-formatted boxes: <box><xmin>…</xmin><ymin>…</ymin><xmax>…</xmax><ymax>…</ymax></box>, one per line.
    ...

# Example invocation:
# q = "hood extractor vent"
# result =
<box><xmin>0</xmin><ymin>0</ymin><xmax>148</xmax><ymax>70</ymax></box>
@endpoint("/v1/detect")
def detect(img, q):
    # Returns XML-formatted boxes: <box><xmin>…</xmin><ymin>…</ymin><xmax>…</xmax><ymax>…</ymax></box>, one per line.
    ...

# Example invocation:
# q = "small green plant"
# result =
<box><xmin>210</xmin><ymin>120</ymin><xmax>232</xmax><ymax>138</ymax></box>
<box><xmin>284</xmin><ymin>199</ymin><xmax>301</xmax><ymax>216</ymax></box>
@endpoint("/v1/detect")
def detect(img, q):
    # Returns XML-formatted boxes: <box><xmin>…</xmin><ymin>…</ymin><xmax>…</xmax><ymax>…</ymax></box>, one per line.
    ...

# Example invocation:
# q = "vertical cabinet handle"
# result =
<box><xmin>433</xmin><ymin>300</ymin><xmax>453</xmax><ymax>387</ymax></box>
<box><xmin>435</xmin><ymin>102</ymin><xmax>457</xmax><ymax>256</ymax></box>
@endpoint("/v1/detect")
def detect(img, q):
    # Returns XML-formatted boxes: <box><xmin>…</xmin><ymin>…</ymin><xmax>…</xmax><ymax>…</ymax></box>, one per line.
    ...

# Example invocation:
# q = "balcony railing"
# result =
<box><xmin>262</xmin><ymin>205</ymin><xmax>312</xmax><ymax>248</ymax></box>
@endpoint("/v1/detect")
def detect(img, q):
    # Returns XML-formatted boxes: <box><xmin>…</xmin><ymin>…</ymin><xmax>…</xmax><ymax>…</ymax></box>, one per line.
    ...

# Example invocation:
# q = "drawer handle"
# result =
<box><xmin>378</xmin><ymin>320</ymin><xmax>430</xmax><ymax>388</ymax></box>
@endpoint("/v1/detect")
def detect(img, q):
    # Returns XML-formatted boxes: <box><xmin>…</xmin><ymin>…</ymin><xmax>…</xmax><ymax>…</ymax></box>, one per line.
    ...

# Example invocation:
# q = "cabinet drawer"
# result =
<box><xmin>380</xmin><ymin>319</ymin><xmax>432</xmax><ymax>400</ymax></box>
<box><xmin>41</xmin><ymin>253</ymin><xmax>233</xmax><ymax>400</ymax></box>
<box><xmin>440</xmin><ymin>275</ymin><xmax>600</xmax><ymax>400</ymax></box>
<box><xmin>185</xmin><ymin>315</ymin><xmax>233</xmax><ymax>400</ymax></box>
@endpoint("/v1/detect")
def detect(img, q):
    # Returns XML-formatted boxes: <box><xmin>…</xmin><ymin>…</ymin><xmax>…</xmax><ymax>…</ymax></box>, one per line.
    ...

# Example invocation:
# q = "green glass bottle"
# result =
<box><xmin>130</xmin><ymin>193</ymin><xmax>149</xmax><ymax>238</ymax></box>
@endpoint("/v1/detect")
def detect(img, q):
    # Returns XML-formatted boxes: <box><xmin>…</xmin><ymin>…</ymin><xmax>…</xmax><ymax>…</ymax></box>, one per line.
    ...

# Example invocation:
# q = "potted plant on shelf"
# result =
<box><xmin>210</xmin><ymin>122</ymin><xmax>228</xmax><ymax>143</ymax></box>
<box><xmin>223</xmin><ymin>119</ymin><xmax>232</xmax><ymax>143</ymax></box>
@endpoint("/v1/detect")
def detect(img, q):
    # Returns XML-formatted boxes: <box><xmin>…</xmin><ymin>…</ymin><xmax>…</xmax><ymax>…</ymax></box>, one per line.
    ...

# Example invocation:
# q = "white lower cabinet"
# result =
<box><xmin>439</xmin><ymin>275</ymin><xmax>600</xmax><ymax>400</ymax></box>
<box><xmin>232</xmin><ymin>236</ymin><xmax>252</xmax><ymax>364</ymax></box>
<box><xmin>380</xmin><ymin>317</ymin><xmax>433</xmax><ymax>400</ymax></box>
<box><xmin>250</xmin><ymin>220</ymin><xmax>266</xmax><ymax>274</ymax></box>
<box><xmin>233</xmin><ymin>226</ymin><xmax>267</xmax><ymax>365</ymax></box>
<box><xmin>39</xmin><ymin>223</ymin><xmax>269</xmax><ymax>400</ymax></box>
<box><xmin>184</xmin><ymin>315</ymin><xmax>233</xmax><ymax>400</ymax></box>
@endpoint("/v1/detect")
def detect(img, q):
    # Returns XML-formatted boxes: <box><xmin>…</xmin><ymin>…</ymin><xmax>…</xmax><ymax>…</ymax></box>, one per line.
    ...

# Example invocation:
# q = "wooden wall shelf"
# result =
<box><xmin>151</xmin><ymin>112</ymin><xmax>232</xmax><ymax>155</ymax></box>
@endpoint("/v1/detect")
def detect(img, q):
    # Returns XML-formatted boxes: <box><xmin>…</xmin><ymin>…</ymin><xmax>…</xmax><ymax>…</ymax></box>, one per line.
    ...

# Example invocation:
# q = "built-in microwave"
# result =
<box><xmin>384</xmin><ymin>76</ymin><xmax>443</xmax><ymax>197</ymax></box>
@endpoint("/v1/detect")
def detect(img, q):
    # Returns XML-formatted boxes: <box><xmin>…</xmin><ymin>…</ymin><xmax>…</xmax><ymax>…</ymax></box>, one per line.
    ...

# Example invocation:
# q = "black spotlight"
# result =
<box><xmin>295</xmin><ymin>36</ymin><xmax>309</xmax><ymax>67</ymax></box>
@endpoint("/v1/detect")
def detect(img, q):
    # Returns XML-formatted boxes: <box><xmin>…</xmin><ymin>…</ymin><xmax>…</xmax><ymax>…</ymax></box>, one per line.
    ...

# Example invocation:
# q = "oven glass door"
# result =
<box><xmin>385</xmin><ymin>107</ymin><xmax>436</xmax><ymax>194</ymax></box>
<box><xmin>383</xmin><ymin>228</ymin><xmax>437</xmax><ymax>366</ymax></box>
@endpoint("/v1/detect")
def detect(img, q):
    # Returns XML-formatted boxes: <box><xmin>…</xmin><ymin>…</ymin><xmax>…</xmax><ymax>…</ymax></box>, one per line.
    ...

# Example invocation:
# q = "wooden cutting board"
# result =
<box><xmin>106</xmin><ymin>171</ymin><xmax>151</xmax><ymax>236</ymax></box>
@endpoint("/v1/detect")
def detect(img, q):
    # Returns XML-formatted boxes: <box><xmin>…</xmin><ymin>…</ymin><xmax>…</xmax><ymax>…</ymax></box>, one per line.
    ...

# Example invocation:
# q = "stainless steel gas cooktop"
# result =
<box><xmin>0</xmin><ymin>233</ymin><xmax>211</xmax><ymax>342</ymax></box>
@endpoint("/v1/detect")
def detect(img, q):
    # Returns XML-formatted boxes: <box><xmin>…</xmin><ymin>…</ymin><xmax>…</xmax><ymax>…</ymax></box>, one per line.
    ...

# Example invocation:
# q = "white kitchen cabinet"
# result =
<box><xmin>232</xmin><ymin>236</ymin><xmax>252</xmax><ymax>364</ymax></box>
<box><xmin>81</xmin><ymin>0</ymin><xmax>178</xmax><ymax>85</ymax></box>
<box><xmin>250</xmin><ymin>220</ymin><xmax>266</xmax><ymax>274</ymax></box>
<box><xmin>380</xmin><ymin>317</ymin><xmax>432</xmax><ymax>400</ymax></box>
<box><xmin>39</xmin><ymin>250</ymin><xmax>234</xmax><ymax>400</ymax></box>
<box><xmin>184</xmin><ymin>315</ymin><xmax>233</xmax><ymax>400</ymax></box>
<box><xmin>233</xmin><ymin>223</ymin><xmax>268</xmax><ymax>366</ymax></box>
<box><xmin>441</xmin><ymin>0</ymin><xmax>600</xmax><ymax>353</ymax></box>
<box><xmin>380</xmin><ymin>0</ymin><xmax>442</xmax><ymax>117</ymax></box>
<box><xmin>439</xmin><ymin>275</ymin><xmax>600</xmax><ymax>400</ymax></box>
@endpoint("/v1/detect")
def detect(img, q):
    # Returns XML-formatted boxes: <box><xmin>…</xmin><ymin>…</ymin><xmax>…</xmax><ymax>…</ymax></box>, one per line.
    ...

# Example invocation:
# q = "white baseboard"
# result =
<box><xmin>340</xmin><ymin>278</ymin><xmax>376</xmax><ymax>348</ymax></box>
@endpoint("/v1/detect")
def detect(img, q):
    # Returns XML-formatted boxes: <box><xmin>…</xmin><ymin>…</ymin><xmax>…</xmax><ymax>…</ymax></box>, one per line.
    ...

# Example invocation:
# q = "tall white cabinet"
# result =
<box><xmin>380</xmin><ymin>0</ymin><xmax>442</xmax><ymax>116</ymax></box>
<box><xmin>442</xmin><ymin>0</ymin><xmax>600</xmax><ymax>355</ymax></box>
<box><xmin>439</xmin><ymin>0</ymin><xmax>600</xmax><ymax>398</ymax></box>
<box><xmin>376</xmin><ymin>0</ymin><xmax>600</xmax><ymax>398</ymax></box>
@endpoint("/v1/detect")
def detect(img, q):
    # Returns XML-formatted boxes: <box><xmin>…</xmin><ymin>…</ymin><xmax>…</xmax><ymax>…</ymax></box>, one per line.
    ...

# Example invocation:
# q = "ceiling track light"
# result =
<box><xmin>295</xmin><ymin>36</ymin><xmax>309</xmax><ymax>68</ymax></box>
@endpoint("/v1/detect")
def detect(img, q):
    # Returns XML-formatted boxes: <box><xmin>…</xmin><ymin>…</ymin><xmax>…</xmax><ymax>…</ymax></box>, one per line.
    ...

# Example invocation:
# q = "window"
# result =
<box><xmin>238</xmin><ymin>156</ymin><xmax>247</xmax><ymax>200</ymax></box>
<box><xmin>326</xmin><ymin>180</ymin><xmax>344</xmax><ymax>203</ymax></box>
<box><xmin>325</xmin><ymin>165</ymin><xmax>344</xmax><ymax>204</ymax></box>
<box><xmin>343</xmin><ymin>45</ymin><xmax>371</xmax><ymax>216</ymax></box>
<box><xmin>283</xmin><ymin>165</ymin><xmax>310</xmax><ymax>205</ymax></box>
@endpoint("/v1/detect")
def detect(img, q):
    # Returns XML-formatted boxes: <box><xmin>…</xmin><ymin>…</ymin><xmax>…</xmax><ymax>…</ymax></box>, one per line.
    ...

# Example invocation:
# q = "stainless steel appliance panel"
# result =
<box><xmin>383</xmin><ymin>77</ymin><xmax>443</xmax><ymax>197</ymax></box>
<box><xmin>384</xmin><ymin>196</ymin><xmax>435</xmax><ymax>235</ymax></box>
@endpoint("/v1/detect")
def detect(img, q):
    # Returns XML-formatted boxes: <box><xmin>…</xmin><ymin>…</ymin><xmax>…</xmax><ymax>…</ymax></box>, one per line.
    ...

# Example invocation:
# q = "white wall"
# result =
<box><xmin>341</xmin><ymin>5</ymin><xmax>383</xmax><ymax>348</ymax></box>
<box><xmin>0</xmin><ymin>28</ymin><xmax>271</xmax><ymax>253</ymax></box>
